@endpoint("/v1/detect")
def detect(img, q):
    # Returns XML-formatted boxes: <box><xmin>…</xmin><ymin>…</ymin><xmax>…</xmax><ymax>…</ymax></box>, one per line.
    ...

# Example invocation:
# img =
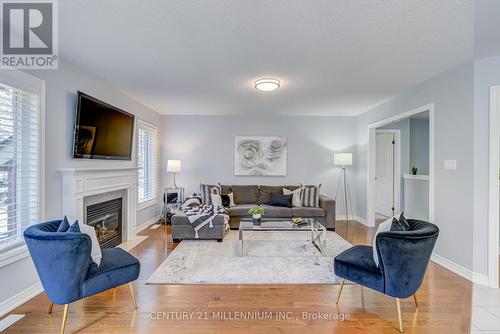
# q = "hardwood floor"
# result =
<box><xmin>2</xmin><ymin>220</ymin><xmax>472</xmax><ymax>333</ymax></box>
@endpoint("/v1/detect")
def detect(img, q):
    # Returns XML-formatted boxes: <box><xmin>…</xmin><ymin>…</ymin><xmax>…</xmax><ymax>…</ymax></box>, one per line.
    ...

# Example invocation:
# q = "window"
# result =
<box><xmin>137</xmin><ymin>120</ymin><xmax>158</xmax><ymax>207</ymax></box>
<box><xmin>0</xmin><ymin>73</ymin><xmax>42</xmax><ymax>253</ymax></box>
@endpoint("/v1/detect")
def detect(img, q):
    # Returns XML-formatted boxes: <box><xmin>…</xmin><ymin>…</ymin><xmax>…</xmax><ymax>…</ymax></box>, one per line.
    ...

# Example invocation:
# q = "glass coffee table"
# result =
<box><xmin>238</xmin><ymin>218</ymin><xmax>327</xmax><ymax>256</ymax></box>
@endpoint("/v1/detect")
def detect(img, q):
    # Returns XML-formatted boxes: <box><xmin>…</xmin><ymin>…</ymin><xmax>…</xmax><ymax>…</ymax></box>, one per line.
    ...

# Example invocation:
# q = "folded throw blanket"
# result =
<box><xmin>181</xmin><ymin>197</ymin><xmax>229</xmax><ymax>238</ymax></box>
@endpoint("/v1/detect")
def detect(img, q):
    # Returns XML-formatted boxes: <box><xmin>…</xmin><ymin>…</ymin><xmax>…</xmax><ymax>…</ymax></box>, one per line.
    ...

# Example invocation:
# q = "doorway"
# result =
<box><xmin>375</xmin><ymin>130</ymin><xmax>400</xmax><ymax>218</ymax></box>
<box><xmin>367</xmin><ymin>104</ymin><xmax>434</xmax><ymax>227</ymax></box>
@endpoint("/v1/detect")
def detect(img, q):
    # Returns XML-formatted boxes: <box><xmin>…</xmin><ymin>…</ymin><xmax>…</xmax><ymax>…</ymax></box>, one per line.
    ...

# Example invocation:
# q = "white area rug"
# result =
<box><xmin>146</xmin><ymin>230</ymin><xmax>352</xmax><ymax>285</ymax></box>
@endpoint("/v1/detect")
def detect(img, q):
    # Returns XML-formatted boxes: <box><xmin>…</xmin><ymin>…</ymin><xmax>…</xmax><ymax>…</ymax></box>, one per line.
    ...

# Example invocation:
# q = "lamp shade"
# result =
<box><xmin>167</xmin><ymin>160</ymin><xmax>182</xmax><ymax>173</ymax></box>
<box><xmin>334</xmin><ymin>153</ymin><xmax>353</xmax><ymax>166</ymax></box>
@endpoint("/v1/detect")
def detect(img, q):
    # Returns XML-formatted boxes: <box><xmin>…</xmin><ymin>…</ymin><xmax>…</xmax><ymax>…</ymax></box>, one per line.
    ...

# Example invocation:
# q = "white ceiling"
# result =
<box><xmin>59</xmin><ymin>1</ymin><xmax>473</xmax><ymax>116</ymax></box>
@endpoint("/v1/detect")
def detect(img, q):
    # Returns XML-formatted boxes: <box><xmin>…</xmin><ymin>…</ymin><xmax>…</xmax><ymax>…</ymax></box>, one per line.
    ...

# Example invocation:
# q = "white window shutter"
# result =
<box><xmin>0</xmin><ymin>82</ymin><xmax>40</xmax><ymax>251</ymax></box>
<box><xmin>137</xmin><ymin>121</ymin><xmax>158</xmax><ymax>205</ymax></box>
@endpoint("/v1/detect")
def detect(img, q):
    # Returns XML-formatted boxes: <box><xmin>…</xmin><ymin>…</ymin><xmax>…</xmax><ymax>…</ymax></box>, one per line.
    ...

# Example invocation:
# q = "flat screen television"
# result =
<box><xmin>73</xmin><ymin>92</ymin><xmax>135</xmax><ymax>160</ymax></box>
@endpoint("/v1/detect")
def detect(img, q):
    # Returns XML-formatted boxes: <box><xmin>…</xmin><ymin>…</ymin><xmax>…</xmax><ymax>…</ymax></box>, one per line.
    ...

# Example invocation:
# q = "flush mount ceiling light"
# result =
<box><xmin>254</xmin><ymin>78</ymin><xmax>280</xmax><ymax>92</ymax></box>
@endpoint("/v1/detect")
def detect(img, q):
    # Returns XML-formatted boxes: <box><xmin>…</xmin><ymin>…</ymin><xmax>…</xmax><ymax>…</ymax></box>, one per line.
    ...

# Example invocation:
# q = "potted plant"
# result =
<box><xmin>249</xmin><ymin>206</ymin><xmax>264</xmax><ymax>226</ymax></box>
<box><xmin>411</xmin><ymin>166</ymin><xmax>418</xmax><ymax>175</ymax></box>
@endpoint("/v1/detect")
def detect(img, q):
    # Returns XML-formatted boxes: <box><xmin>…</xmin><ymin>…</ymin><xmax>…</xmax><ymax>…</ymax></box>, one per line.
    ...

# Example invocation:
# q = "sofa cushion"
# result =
<box><xmin>231</xmin><ymin>185</ymin><xmax>259</xmax><ymax>204</ymax></box>
<box><xmin>260</xmin><ymin>204</ymin><xmax>293</xmax><ymax>218</ymax></box>
<box><xmin>82</xmin><ymin>248</ymin><xmax>140</xmax><ymax>298</ymax></box>
<box><xmin>334</xmin><ymin>245</ymin><xmax>384</xmax><ymax>293</ymax></box>
<box><xmin>228</xmin><ymin>204</ymin><xmax>255</xmax><ymax>217</ymax></box>
<box><xmin>292</xmin><ymin>207</ymin><xmax>325</xmax><ymax>217</ymax></box>
<box><xmin>259</xmin><ymin>185</ymin><xmax>283</xmax><ymax>204</ymax></box>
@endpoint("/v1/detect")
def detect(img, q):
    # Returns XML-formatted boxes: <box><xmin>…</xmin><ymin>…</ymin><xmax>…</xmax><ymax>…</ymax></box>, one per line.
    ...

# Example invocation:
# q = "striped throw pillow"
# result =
<box><xmin>300</xmin><ymin>184</ymin><xmax>321</xmax><ymax>207</ymax></box>
<box><xmin>200</xmin><ymin>184</ymin><xmax>221</xmax><ymax>205</ymax></box>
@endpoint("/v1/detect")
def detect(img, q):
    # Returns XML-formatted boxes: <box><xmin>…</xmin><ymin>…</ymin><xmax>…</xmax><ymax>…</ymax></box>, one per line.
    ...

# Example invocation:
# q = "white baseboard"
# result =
<box><xmin>431</xmin><ymin>254</ymin><xmax>489</xmax><ymax>285</ymax></box>
<box><xmin>0</xmin><ymin>282</ymin><xmax>42</xmax><ymax>317</ymax></box>
<box><xmin>432</xmin><ymin>254</ymin><xmax>473</xmax><ymax>281</ymax></box>
<box><xmin>135</xmin><ymin>214</ymin><xmax>161</xmax><ymax>233</ymax></box>
<box><xmin>336</xmin><ymin>215</ymin><xmax>369</xmax><ymax>227</ymax></box>
<box><xmin>473</xmin><ymin>272</ymin><xmax>490</xmax><ymax>286</ymax></box>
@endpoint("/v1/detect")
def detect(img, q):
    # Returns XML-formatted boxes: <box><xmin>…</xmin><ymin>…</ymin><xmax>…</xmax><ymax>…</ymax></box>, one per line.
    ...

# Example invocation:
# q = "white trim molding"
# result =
<box><xmin>58</xmin><ymin>167</ymin><xmax>139</xmax><ymax>242</ymax></box>
<box><xmin>0</xmin><ymin>245</ymin><xmax>29</xmax><ymax>269</ymax></box>
<box><xmin>0</xmin><ymin>282</ymin><xmax>42</xmax><ymax>317</ymax></box>
<box><xmin>336</xmin><ymin>215</ymin><xmax>368</xmax><ymax>227</ymax></box>
<box><xmin>488</xmin><ymin>86</ymin><xmax>500</xmax><ymax>288</ymax></box>
<box><xmin>432</xmin><ymin>254</ymin><xmax>489</xmax><ymax>286</ymax></box>
<box><xmin>432</xmin><ymin>254</ymin><xmax>472</xmax><ymax>281</ymax></box>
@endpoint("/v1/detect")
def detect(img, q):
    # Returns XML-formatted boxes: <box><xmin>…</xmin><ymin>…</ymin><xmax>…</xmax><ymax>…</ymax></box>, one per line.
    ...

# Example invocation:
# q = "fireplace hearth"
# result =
<box><xmin>86</xmin><ymin>198</ymin><xmax>123</xmax><ymax>248</ymax></box>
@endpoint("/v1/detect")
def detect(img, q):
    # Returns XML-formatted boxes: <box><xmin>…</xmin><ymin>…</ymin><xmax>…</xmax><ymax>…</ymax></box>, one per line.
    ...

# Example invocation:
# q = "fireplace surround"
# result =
<box><xmin>58</xmin><ymin>167</ymin><xmax>138</xmax><ymax>244</ymax></box>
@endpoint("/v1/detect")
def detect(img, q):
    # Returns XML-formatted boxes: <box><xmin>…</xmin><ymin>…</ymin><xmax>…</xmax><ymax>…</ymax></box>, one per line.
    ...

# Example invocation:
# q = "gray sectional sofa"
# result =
<box><xmin>171</xmin><ymin>184</ymin><xmax>336</xmax><ymax>242</ymax></box>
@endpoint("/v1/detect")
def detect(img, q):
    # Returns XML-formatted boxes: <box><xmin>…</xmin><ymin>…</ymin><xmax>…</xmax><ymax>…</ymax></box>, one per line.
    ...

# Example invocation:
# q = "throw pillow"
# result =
<box><xmin>200</xmin><ymin>184</ymin><xmax>221</xmax><ymax>205</ymax></box>
<box><xmin>78</xmin><ymin>221</ymin><xmax>102</xmax><ymax>266</ymax></box>
<box><xmin>299</xmin><ymin>184</ymin><xmax>321</xmax><ymax>207</ymax></box>
<box><xmin>372</xmin><ymin>217</ymin><xmax>393</xmax><ymax>267</ymax></box>
<box><xmin>390</xmin><ymin>216</ymin><xmax>410</xmax><ymax>231</ymax></box>
<box><xmin>67</xmin><ymin>221</ymin><xmax>81</xmax><ymax>233</ymax></box>
<box><xmin>399</xmin><ymin>212</ymin><xmax>411</xmax><ymax>230</ymax></box>
<box><xmin>283</xmin><ymin>187</ymin><xmax>303</xmax><ymax>207</ymax></box>
<box><xmin>211</xmin><ymin>193</ymin><xmax>223</xmax><ymax>207</ymax></box>
<box><xmin>57</xmin><ymin>215</ymin><xmax>70</xmax><ymax>232</ymax></box>
<box><xmin>210</xmin><ymin>193</ymin><xmax>235</xmax><ymax>207</ymax></box>
<box><xmin>269</xmin><ymin>193</ymin><xmax>293</xmax><ymax>208</ymax></box>
<box><xmin>227</xmin><ymin>192</ymin><xmax>235</xmax><ymax>207</ymax></box>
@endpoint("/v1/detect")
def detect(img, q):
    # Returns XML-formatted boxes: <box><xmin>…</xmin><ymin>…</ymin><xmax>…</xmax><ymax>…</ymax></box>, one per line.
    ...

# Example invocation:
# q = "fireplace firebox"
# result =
<box><xmin>86</xmin><ymin>198</ymin><xmax>123</xmax><ymax>248</ymax></box>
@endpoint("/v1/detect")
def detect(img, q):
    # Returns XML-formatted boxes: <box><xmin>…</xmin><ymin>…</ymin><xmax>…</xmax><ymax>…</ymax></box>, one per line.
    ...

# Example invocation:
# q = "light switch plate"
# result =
<box><xmin>444</xmin><ymin>160</ymin><xmax>457</xmax><ymax>170</ymax></box>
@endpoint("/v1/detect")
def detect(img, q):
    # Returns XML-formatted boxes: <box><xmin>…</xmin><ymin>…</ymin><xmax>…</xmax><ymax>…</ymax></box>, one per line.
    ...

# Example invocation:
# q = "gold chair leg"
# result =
<box><xmin>60</xmin><ymin>304</ymin><xmax>69</xmax><ymax>334</ymax></box>
<box><xmin>336</xmin><ymin>279</ymin><xmax>345</xmax><ymax>304</ymax></box>
<box><xmin>413</xmin><ymin>294</ymin><xmax>419</xmax><ymax>308</ymax></box>
<box><xmin>396</xmin><ymin>298</ymin><xmax>403</xmax><ymax>333</ymax></box>
<box><xmin>128</xmin><ymin>283</ymin><xmax>137</xmax><ymax>309</ymax></box>
<box><xmin>48</xmin><ymin>301</ymin><xmax>54</xmax><ymax>314</ymax></box>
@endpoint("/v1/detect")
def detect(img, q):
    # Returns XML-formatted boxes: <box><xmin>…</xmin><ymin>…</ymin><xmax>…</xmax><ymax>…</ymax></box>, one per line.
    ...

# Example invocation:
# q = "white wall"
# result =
<box><xmin>355</xmin><ymin>63</ymin><xmax>474</xmax><ymax>272</ymax></box>
<box><xmin>160</xmin><ymin>115</ymin><xmax>357</xmax><ymax>216</ymax></box>
<box><xmin>0</xmin><ymin>59</ymin><xmax>162</xmax><ymax>313</ymax></box>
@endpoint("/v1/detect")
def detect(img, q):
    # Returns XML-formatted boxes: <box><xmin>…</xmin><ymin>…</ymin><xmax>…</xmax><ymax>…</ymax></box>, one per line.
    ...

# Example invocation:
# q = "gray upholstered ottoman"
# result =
<box><xmin>171</xmin><ymin>211</ymin><xmax>226</xmax><ymax>242</ymax></box>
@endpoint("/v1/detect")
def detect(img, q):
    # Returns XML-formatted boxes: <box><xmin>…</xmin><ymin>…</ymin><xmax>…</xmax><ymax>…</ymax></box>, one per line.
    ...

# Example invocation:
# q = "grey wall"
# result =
<box><xmin>160</xmin><ymin>115</ymin><xmax>357</xmax><ymax>216</ymax></box>
<box><xmin>355</xmin><ymin>63</ymin><xmax>474</xmax><ymax>271</ymax></box>
<box><xmin>473</xmin><ymin>55</ymin><xmax>500</xmax><ymax>275</ymax></box>
<box><xmin>0</xmin><ymin>59</ymin><xmax>162</xmax><ymax>310</ymax></box>
<box><xmin>410</xmin><ymin>119</ymin><xmax>430</xmax><ymax>175</ymax></box>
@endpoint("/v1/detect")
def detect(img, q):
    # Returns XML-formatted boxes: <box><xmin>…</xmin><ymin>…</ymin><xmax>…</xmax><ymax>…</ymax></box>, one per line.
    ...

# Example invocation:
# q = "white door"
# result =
<box><xmin>375</xmin><ymin>132</ymin><xmax>395</xmax><ymax>217</ymax></box>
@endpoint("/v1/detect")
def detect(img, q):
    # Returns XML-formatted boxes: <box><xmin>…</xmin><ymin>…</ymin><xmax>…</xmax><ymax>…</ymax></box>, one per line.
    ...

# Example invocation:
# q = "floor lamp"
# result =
<box><xmin>334</xmin><ymin>153</ymin><xmax>353</xmax><ymax>238</ymax></box>
<box><xmin>167</xmin><ymin>160</ymin><xmax>182</xmax><ymax>189</ymax></box>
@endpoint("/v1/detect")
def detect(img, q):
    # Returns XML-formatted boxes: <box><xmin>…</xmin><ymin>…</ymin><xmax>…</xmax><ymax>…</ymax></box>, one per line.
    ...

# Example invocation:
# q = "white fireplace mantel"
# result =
<box><xmin>58</xmin><ymin>167</ymin><xmax>139</xmax><ymax>242</ymax></box>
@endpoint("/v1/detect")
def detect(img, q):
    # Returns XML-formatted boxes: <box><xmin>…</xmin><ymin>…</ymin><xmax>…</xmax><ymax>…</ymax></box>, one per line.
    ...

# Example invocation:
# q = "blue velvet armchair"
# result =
<box><xmin>334</xmin><ymin>219</ymin><xmax>439</xmax><ymax>332</ymax></box>
<box><xmin>24</xmin><ymin>220</ymin><xmax>141</xmax><ymax>334</ymax></box>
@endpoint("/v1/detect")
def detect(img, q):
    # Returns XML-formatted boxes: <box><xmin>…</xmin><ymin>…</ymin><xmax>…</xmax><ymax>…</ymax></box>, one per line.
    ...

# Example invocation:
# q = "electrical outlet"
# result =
<box><xmin>444</xmin><ymin>160</ymin><xmax>457</xmax><ymax>170</ymax></box>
